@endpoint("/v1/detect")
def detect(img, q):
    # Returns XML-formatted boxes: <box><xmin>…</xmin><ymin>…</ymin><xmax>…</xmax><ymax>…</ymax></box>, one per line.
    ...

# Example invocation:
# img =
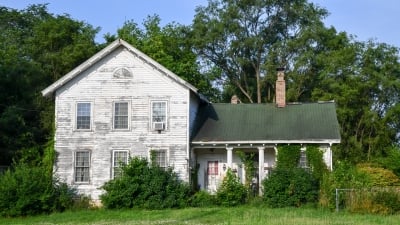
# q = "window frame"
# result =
<box><xmin>150</xmin><ymin>100</ymin><xmax>168</xmax><ymax>131</ymax></box>
<box><xmin>74</xmin><ymin>150</ymin><xmax>91</xmax><ymax>184</ymax></box>
<box><xmin>113</xmin><ymin>67</ymin><xmax>133</xmax><ymax>79</ymax></box>
<box><xmin>299</xmin><ymin>148</ymin><xmax>309</xmax><ymax>169</ymax></box>
<box><xmin>150</xmin><ymin>149</ymin><xmax>169</xmax><ymax>169</ymax></box>
<box><xmin>75</xmin><ymin>102</ymin><xmax>92</xmax><ymax>131</ymax></box>
<box><xmin>112</xmin><ymin>150</ymin><xmax>129</xmax><ymax>179</ymax></box>
<box><xmin>113</xmin><ymin>101</ymin><xmax>130</xmax><ymax>130</ymax></box>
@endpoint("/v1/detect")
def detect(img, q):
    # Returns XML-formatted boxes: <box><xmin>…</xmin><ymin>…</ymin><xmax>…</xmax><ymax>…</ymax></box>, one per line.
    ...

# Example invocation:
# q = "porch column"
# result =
<box><xmin>328</xmin><ymin>144</ymin><xmax>333</xmax><ymax>171</ymax></box>
<box><xmin>226</xmin><ymin>147</ymin><xmax>233</xmax><ymax>168</ymax></box>
<box><xmin>258</xmin><ymin>146</ymin><xmax>265</xmax><ymax>195</ymax></box>
<box><xmin>274</xmin><ymin>146</ymin><xmax>278</xmax><ymax>163</ymax></box>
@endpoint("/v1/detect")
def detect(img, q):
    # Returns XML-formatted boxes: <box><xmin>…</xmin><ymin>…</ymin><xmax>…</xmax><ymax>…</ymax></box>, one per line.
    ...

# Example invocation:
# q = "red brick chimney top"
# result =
<box><xmin>276</xmin><ymin>68</ymin><xmax>286</xmax><ymax>107</ymax></box>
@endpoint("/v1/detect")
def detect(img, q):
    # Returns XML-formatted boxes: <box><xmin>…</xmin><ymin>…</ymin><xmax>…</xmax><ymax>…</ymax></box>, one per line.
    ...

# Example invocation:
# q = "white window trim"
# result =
<box><xmin>112</xmin><ymin>150</ymin><xmax>129</xmax><ymax>179</ymax></box>
<box><xmin>148</xmin><ymin>148</ymin><xmax>169</xmax><ymax>168</ymax></box>
<box><xmin>74</xmin><ymin>101</ymin><xmax>93</xmax><ymax>131</ymax></box>
<box><xmin>73</xmin><ymin>150</ymin><xmax>91</xmax><ymax>184</ymax></box>
<box><xmin>113</xmin><ymin>101</ymin><xmax>131</xmax><ymax>130</ymax></box>
<box><xmin>150</xmin><ymin>100</ymin><xmax>168</xmax><ymax>131</ymax></box>
<box><xmin>299</xmin><ymin>147</ymin><xmax>309</xmax><ymax>169</ymax></box>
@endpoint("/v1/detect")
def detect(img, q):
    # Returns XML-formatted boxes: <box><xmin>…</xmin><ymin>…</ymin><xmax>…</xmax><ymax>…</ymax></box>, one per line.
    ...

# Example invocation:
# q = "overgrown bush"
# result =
<box><xmin>374</xmin><ymin>146</ymin><xmax>400</xmax><ymax>177</ymax></box>
<box><xmin>263</xmin><ymin>167</ymin><xmax>318</xmax><ymax>207</ymax></box>
<box><xmin>0</xmin><ymin>140</ymin><xmax>74</xmax><ymax>217</ymax></box>
<box><xmin>190</xmin><ymin>190</ymin><xmax>216</xmax><ymax>207</ymax></box>
<box><xmin>344</xmin><ymin>189</ymin><xmax>400</xmax><ymax>214</ymax></box>
<box><xmin>100</xmin><ymin>157</ymin><xmax>191</xmax><ymax>209</ymax></box>
<box><xmin>216</xmin><ymin>169</ymin><xmax>247</xmax><ymax>206</ymax></box>
<box><xmin>0</xmin><ymin>163</ymin><xmax>74</xmax><ymax>217</ymax></box>
<box><xmin>372</xmin><ymin>189</ymin><xmax>400</xmax><ymax>214</ymax></box>
<box><xmin>276</xmin><ymin>145</ymin><xmax>301</xmax><ymax>169</ymax></box>
<box><xmin>306</xmin><ymin>145</ymin><xmax>328</xmax><ymax>181</ymax></box>
<box><xmin>236</xmin><ymin>151</ymin><xmax>257</xmax><ymax>198</ymax></box>
<box><xmin>356</xmin><ymin>163</ymin><xmax>400</xmax><ymax>186</ymax></box>
<box><xmin>319</xmin><ymin>161</ymin><xmax>371</xmax><ymax>209</ymax></box>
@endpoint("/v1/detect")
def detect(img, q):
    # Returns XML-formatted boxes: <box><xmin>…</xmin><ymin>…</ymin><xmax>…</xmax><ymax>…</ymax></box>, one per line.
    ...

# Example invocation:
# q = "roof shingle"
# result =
<box><xmin>191</xmin><ymin>102</ymin><xmax>341</xmax><ymax>144</ymax></box>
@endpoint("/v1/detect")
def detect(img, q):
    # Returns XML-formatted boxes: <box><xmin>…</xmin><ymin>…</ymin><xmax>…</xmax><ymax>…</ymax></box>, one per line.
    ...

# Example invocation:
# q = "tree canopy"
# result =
<box><xmin>0</xmin><ymin>5</ymin><xmax>99</xmax><ymax>165</ymax></box>
<box><xmin>0</xmin><ymin>1</ymin><xmax>399</xmax><ymax>167</ymax></box>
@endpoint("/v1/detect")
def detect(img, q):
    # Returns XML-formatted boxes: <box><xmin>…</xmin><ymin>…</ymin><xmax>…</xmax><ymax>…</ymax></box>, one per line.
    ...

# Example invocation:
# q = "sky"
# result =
<box><xmin>1</xmin><ymin>0</ymin><xmax>400</xmax><ymax>47</ymax></box>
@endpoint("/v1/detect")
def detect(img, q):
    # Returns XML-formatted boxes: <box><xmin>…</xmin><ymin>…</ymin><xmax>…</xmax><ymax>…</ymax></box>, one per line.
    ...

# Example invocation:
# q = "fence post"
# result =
<box><xmin>335</xmin><ymin>188</ymin><xmax>339</xmax><ymax>212</ymax></box>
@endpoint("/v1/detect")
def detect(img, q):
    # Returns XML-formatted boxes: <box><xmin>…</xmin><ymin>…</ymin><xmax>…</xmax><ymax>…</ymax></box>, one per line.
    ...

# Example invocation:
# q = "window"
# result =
<box><xmin>76</xmin><ymin>102</ymin><xmax>91</xmax><ymax>130</ymax></box>
<box><xmin>207</xmin><ymin>161</ymin><xmax>219</xmax><ymax>175</ymax></box>
<box><xmin>114</xmin><ymin>102</ymin><xmax>129</xmax><ymax>129</ymax></box>
<box><xmin>151</xmin><ymin>101</ymin><xmax>167</xmax><ymax>130</ymax></box>
<box><xmin>299</xmin><ymin>149</ymin><xmax>308</xmax><ymax>169</ymax></box>
<box><xmin>152</xmin><ymin>150</ymin><xmax>167</xmax><ymax>168</ymax></box>
<box><xmin>75</xmin><ymin>151</ymin><xmax>90</xmax><ymax>183</ymax></box>
<box><xmin>113</xmin><ymin>67</ymin><xmax>132</xmax><ymax>79</ymax></box>
<box><xmin>112</xmin><ymin>150</ymin><xmax>128</xmax><ymax>178</ymax></box>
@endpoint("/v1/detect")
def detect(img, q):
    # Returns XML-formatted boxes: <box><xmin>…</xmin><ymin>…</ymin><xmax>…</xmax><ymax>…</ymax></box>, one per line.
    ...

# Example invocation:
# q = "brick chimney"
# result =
<box><xmin>275</xmin><ymin>68</ymin><xmax>286</xmax><ymax>107</ymax></box>
<box><xmin>231</xmin><ymin>95</ymin><xmax>240</xmax><ymax>104</ymax></box>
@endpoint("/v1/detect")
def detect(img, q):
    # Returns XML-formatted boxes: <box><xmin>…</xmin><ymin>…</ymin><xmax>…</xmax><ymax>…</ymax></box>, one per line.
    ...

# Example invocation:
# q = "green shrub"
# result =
<box><xmin>319</xmin><ymin>161</ymin><xmax>371</xmax><ymax>209</ymax></box>
<box><xmin>190</xmin><ymin>190</ymin><xmax>216</xmax><ymax>207</ymax></box>
<box><xmin>306</xmin><ymin>145</ymin><xmax>328</xmax><ymax>181</ymax></box>
<box><xmin>344</xmin><ymin>189</ymin><xmax>400</xmax><ymax>215</ymax></box>
<box><xmin>356</xmin><ymin>163</ymin><xmax>400</xmax><ymax>186</ymax></box>
<box><xmin>0</xmin><ymin>163</ymin><xmax>74</xmax><ymax>217</ymax></box>
<box><xmin>216</xmin><ymin>169</ymin><xmax>247</xmax><ymax>206</ymax></box>
<box><xmin>374</xmin><ymin>146</ymin><xmax>400</xmax><ymax>177</ymax></box>
<box><xmin>71</xmin><ymin>195</ymin><xmax>95</xmax><ymax>210</ymax></box>
<box><xmin>276</xmin><ymin>145</ymin><xmax>301</xmax><ymax>169</ymax></box>
<box><xmin>263</xmin><ymin>167</ymin><xmax>318</xmax><ymax>207</ymax></box>
<box><xmin>372</xmin><ymin>190</ymin><xmax>400</xmax><ymax>214</ymax></box>
<box><xmin>100</xmin><ymin>157</ymin><xmax>191</xmax><ymax>209</ymax></box>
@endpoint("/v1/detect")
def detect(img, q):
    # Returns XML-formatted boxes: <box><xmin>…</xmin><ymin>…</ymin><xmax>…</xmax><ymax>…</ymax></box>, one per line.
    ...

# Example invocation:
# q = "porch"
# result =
<box><xmin>191</xmin><ymin>145</ymin><xmax>277</xmax><ymax>194</ymax></box>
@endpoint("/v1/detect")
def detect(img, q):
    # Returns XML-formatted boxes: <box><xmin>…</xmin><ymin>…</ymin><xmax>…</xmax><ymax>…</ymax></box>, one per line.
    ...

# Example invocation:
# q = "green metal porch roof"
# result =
<box><xmin>191</xmin><ymin>102</ymin><xmax>341</xmax><ymax>144</ymax></box>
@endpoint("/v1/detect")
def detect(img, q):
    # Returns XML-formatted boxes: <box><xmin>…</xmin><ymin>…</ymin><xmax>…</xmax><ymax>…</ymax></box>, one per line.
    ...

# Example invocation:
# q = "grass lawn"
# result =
<box><xmin>1</xmin><ymin>206</ymin><xmax>399</xmax><ymax>225</ymax></box>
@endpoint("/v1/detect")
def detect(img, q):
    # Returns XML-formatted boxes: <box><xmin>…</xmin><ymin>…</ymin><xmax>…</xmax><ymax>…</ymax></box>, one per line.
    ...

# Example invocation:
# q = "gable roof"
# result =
<box><xmin>191</xmin><ymin>102</ymin><xmax>341</xmax><ymax>145</ymax></box>
<box><xmin>41</xmin><ymin>39</ymin><xmax>207</xmax><ymax>101</ymax></box>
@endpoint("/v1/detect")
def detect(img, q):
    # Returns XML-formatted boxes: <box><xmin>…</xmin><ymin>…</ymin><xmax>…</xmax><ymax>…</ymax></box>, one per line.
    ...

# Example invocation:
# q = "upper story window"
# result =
<box><xmin>113</xmin><ymin>102</ymin><xmax>129</xmax><ymax>130</ymax></box>
<box><xmin>76</xmin><ymin>102</ymin><xmax>91</xmax><ymax>130</ymax></box>
<box><xmin>112</xmin><ymin>150</ymin><xmax>129</xmax><ymax>179</ymax></box>
<box><xmin>74</xmin><ymin>151</ymin><xmax>90</xmax><ymax>183</ymax></box>
<box><xmin>151</xmin><ymin>101</ymin><xmax>167</xmax><ymax>131</ymax></box>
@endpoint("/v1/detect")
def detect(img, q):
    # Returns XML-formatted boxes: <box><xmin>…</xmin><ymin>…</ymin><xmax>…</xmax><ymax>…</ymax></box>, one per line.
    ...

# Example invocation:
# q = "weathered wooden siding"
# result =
<box><xmin>54</xmin><ymin>46</ymin><xmax>191</xmax><ymax>199</ymax></box>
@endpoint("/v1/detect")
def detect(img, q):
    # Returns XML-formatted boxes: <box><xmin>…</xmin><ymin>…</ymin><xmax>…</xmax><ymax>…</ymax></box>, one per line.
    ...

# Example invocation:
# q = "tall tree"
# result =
<box><xmin>106</xmin><ymin>15</ymin><xmax>219</xmax><ymax>101</ymax></box>
<box><xmin>191</xmin><ymin>0</ymin><xmax>327</xmax><ymax>103</ymax></box>
<box><xmin>0</xmin><ymin>4</ymin><xmax>99</xmax><ymax>166</ymax></box>
<box><xmin>312</xmin><ymin>40</ymin><xmax>400</xmax><ymax>162</ymax></box>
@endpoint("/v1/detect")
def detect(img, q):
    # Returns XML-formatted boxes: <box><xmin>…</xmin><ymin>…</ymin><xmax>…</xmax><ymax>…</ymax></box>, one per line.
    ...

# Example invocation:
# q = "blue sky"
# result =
<box><xmin>1</xmin><ymin>0</ymin><xmax>399</xmax><ymax>47</ymax></box>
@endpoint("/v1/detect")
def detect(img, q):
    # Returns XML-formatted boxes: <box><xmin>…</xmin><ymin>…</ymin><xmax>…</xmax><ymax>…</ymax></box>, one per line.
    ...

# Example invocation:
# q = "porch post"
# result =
<box><xmin>258</xmin><ymin>146</ymin><xmax>265</xmax><ymax>195</ymax></box>
<box><xmin>274</xmin><ymin>145</ymin><xmax>278</xmax><ymax>163</ymax></box>
<box><xmin>226</xmin><ymin>147</ymin><xmax>233</xmax><ymax>168</ymax></box>
<box><xmin>328</xmin><ymin>144</ymin><xmax>333</xmax><ymax>171</ymax></box>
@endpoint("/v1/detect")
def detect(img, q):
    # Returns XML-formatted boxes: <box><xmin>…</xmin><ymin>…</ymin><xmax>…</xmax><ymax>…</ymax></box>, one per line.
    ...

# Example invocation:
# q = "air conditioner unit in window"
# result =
<box><xmin>153</xmin><ymin>122</ymin><xmax>165</xmax><ymax>131</ymax></box>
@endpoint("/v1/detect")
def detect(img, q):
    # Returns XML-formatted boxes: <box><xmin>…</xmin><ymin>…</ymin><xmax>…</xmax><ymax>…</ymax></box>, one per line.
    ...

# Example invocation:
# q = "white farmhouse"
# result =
<box><xmin>42</xmin><ymin>39</ymin><xmax>340</xmax><ymax>200</ymax></box>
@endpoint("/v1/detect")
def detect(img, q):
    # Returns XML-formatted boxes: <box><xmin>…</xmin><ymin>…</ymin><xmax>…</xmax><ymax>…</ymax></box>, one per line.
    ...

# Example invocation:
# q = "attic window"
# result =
<box><xmin>113</xmin><ymin>67</ymin><xmax>132</xmax><ymax>78</ymax></box>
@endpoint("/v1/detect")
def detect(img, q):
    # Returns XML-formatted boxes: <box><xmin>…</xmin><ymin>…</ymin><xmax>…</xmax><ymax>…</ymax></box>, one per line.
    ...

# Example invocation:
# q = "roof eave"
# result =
<box><xmin>191</xmin><ymin>139</ymin><xmax>341</xmax><ymax>146</ymax></box>
<box><xmin>41</xmin><ymin>39</ymin><xmax>122</xmax><ymax>97</ymax></box>
<box><xmin>41</xmin><ymin>39</ymin><xmax>208</xmax><ymax>103</ymax></box>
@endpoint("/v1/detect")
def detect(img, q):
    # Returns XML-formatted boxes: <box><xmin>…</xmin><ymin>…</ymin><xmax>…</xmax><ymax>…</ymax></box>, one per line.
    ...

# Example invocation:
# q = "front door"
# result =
<box><xmin>206</xmin><ymin>161</ymin><xmax>218</xmax><ymax>193</ymax></box>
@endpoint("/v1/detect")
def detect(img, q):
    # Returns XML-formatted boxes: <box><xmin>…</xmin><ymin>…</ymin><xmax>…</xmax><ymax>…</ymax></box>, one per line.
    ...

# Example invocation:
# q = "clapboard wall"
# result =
<box><xmin>54</xmin><ymin>46</ymin><xmax>193</xmax><ymax>200</ymax></box>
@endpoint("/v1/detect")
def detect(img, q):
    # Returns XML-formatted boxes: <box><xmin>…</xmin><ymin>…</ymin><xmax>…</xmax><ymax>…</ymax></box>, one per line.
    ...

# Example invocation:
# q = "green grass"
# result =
<box><xmin>1</xmin><ymin>206</ymin><xmax>399</xmax><ymax>225</ymax></box>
